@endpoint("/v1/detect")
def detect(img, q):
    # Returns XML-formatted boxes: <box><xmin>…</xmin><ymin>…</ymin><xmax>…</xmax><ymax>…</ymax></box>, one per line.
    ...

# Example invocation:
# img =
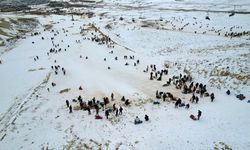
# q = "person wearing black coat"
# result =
<box><xmin>145</xmin><ymin>115</ymin><xmax>149</xmax><ymax>121</ymax></box>
<box><xmin>195</xmin><ymin>96</ymin><xmax>199</xmax><ymax>104</ymax></box>
<box><xmin>66</xmin><ymin>100</ymin><xmax>69</xmax><ymax>107</ymax></box>
<box><xmin>119</xmin><ymin>106</ymin><xmax>123</xmax><ymax>115</ymax></box>
<box><xmin>197</xmin><ymin>110</ymin><xmax>202</xmax><ymax>120</ymax></box>
<box><xmin>69</xmin><ymin>105</ymin><xmax>72</xmax><ymax>113</ymax></box>
<box><xmin>175</xmin><ymin>99</ymin><xmax>182</xmax><ymax>108</ymax></box>
<box><xmin>105</xmin><ymin>110</ymin><xmax>109</xmax><ymax>119</ymax></box>
<box><xmin>115</xmin><ymin>108</ymin><xmax>119</xmax><ymax>117</ymax></box>
<box><xmin>210</xmin><ymin>93</ymin><xmax>215</xmax><ymax>102</ymax></box>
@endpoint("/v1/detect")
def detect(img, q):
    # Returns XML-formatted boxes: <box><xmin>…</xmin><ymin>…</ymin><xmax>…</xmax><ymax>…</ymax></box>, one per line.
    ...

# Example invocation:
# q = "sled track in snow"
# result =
<box><xmin>91</xmin><ymin>24</ymin><xmax>136</xmax><ymax>53</ymax></box>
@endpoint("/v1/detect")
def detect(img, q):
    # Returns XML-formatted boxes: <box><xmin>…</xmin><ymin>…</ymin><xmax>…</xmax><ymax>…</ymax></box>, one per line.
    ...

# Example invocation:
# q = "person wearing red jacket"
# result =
<box><xmin>113</xmin><ymin>103</ymin><xmax>116</xmax><ymax>111</ymax></box>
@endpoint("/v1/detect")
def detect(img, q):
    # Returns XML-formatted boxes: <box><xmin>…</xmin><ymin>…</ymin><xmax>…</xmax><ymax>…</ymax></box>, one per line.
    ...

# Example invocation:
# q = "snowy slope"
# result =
<box><xmin>0</xmin><ymin>0</ymin><xmax>250</xmax><ymax>149</ymax></box>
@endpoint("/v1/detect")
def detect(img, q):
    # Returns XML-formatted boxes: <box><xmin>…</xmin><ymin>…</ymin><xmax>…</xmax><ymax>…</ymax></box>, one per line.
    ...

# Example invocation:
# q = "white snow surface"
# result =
<box><xmin>0</xmin><ymin>0</ymin><xmax>250</xmax><ymax>149</ymax></box>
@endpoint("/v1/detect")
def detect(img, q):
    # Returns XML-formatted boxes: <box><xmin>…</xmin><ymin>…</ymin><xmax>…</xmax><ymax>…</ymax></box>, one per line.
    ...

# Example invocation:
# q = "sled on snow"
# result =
<box><xmin>95</xmin><ymin>115</ymin><xmax>103</xmax><ymax>119</ymax></box>
<box><xmin>134</xmin><ymin>120</ymin><xmax>143</xmax><ymax>125</ymax></box>
<box><xmin>190</xmin><ymin>114</ymin><xmax>197</xmax><ymax>120</ymax></box>
<box><xmin>153</xmin><ymin>101</ymin><xmax>160</xmax><ymax>105</ymax></box>
<box><xmin>236</xmin><ymin>94</ymin><xmax>245</xmax><ymax>100</ymax></box>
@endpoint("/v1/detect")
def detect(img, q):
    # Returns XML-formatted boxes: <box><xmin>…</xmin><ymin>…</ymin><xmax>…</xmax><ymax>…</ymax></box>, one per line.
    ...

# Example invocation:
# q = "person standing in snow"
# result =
<box><xmin>197</xmin><ymin>110</ymin><xmax>202</xmax><ymax>120</ymax></box>
<box><xmin>191</xmin><ymin>94</ymin><xmax>195</xmax><ymax>103</ymax></box>
<box><xmin>155</xmin><ymin>72</ymin><xmax>158</xmax><ymax>79</ymax></box>
<box><xmin>111</xmin><ymin>93</ymin><xmax>114</xmax><ymax>100</ymax></box>
<box><xmin>210</xmin><ymin>93</ymin><xmax>215</xmax><ymax>102</ymax></box>
<box><xmin>150</xmin><ymin>72</ymin><xmax>153</xmax><ymax>80</ymax></box>
<box><xmin>195</xmin><ymin>96</ymin><xmax>199</xmax><ymax>104</ymax></box>
<box><xmin>115</xmin><ymin>108</ymin><xmax>119</xmax><ymax>117</ymax></box>
<box><xmin>105</xmin><ymin>110</ymin><xmax>109</xmax><ymax>119</ymax></box>
<box><xmin>153</xmin><ymin>65</ymin><xmax>156</xmax><ymax>71</ymax></box>
<box><xmin>119</xmin><ymin>106</ymin><xmax>123</xmax><ymax>115</ymax></box>
<box><xmin>200</xmin><ymin>88</ymin><xmax>205</xmax><ymax>97</ymax></box>
<box><xmin>66</xmin><ymin>100</ymin><xmax>69</xmax><ymax>107</ymax></box>
<box><xmin>163</xmin><ymin>93</ymin><xmax>167</xmax><ymax>101</ymax></box>
<box><xmin>87</xmin><ymin>107</ymin><xmax>91</xmax><ymax>115</ymax></box>
<box><xmin>113</xmin><ymin>103</ymin><xmax>116</xmax><ymax>111</ymax></box>
<box><xmin>156</xmin><ymin>90</ymin><xmax>159</xmax><ymax>98</ymax></box>
<box><xmin>175</xmin><ymin>99</ymin><xmax>182</xmax><ymax>108</ymax></box>
<box><xmin>69</xmin><ymin>105</ymin><xmax>72</xmax><ymax>113</ymax></box>
<box><xmin>157</xmin><ymin>74</ymin><xmax>162</xmax><ymax>81</ymax></box>
<box><xmin>80</xmin><ymin>101</ymin><xmax>84</xmax><ymax>110</ymax></box>
<box><xmin>104</xmin><ymin>97</ymin><xmax>109</xmax><ymax>105</ymax></box>
<box><xmin>145</xmin><ymin>115</ymin><xmax>149</xmax><ymax>121</ymax></box>
<box><xmin>121</xmin><ymin>96</ymin><xmax>125</xmax><ymax>101</ymax></box>
<box><xmin>94</xmin><ymin>104</ymin><xmax>99</xmax><ymax>115</ymax></box>
<box><xmin>92</xmin><ymin>97</ymin><xmax>96</xmax><ymax>105</ymax></box>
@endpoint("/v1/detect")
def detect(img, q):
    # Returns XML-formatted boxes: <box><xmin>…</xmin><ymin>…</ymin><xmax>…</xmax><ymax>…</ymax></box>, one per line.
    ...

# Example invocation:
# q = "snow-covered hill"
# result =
<box><xmin>0</xmin><ymin>0</ymin><xmax>250</xmax><ymax>149</ymax></box>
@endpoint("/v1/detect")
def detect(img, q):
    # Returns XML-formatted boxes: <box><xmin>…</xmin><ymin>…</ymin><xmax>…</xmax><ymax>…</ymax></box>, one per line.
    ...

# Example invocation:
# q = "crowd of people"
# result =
<box><xmin>144</xmin><ymin>63</ymin><xmax>218</xmax><ymax>121</ymax></box>
<box><xmin>64</xmin><ymin>92</ymin><xmax>130</xmax><ymax>120</ymax></box>
<box><xmin>9</xmin><ymin>16</ymin><xmax>246</xmax><ymax>126</ymax></box>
